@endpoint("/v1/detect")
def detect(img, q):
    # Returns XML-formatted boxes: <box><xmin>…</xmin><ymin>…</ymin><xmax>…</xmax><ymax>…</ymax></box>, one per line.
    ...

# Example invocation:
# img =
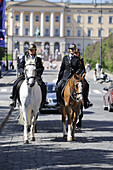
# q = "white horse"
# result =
<box><xmin>19</xmin><ymin>57</ymin><xmax>42</xmax><ymax>144</ymax></box>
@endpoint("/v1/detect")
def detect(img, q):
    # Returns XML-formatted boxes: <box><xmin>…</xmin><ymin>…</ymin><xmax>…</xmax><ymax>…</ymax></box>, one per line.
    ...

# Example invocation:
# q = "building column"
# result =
<box><xmin>60</xmin><ymin>12</ymin><xmax>64</xmax><ymax>37</ymax></box>
<box><xmin>10</xmin><ymin>11</ymin><xmax>13</xmax><ymax>36</ymax></box>
<box><xmin>30</xmin><ymin>12</ymin><xmax>33</xmax><ymax>36</ymax></box>
<box><xmin>41</xmin><ymin>42</ymin><xmax>44</xmax><ymax>51</ymax></box>
<box><xmin>40</xmin><ymin>12</ymin><xmax>44</xmax><ymax>37</ymax></box>
<box><xmin>20</xmin><ymin>11</ymin><xmax>24</xmax><ymax>36</ymax></box>
<box><xmin>50</xmin><ymin>42</ymin><xmax>54</xmax><ymax>54</ymax></box>
<box><xmin>50</xmin><ymin>12</ymin><xmax>54</xmax><ymax>37</ymax></box>
<box><xmin>20</xmin><ymin>41</ymin><xmax>24</xmax><ymax>53</ymax></box>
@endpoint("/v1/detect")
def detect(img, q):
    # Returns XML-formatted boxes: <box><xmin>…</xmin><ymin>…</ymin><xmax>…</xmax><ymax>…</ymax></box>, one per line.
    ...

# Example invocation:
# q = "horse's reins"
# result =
<box><xmin>4</xmin><ymin>74</ymin><xmax>24</xmax><ymax>86</ymax></box>
<box><xmin>25</xmin><ymin>63</ymin><xmax>36</xmax><ymax>86</ymax></box>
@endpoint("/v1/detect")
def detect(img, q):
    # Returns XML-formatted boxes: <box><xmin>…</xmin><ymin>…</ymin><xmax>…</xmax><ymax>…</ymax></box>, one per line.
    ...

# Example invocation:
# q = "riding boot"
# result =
<box><xmin>10</xmin><ymin>85</ymin><xmax>17</xmax><ymax>107</ymax></box>
<box><xmin>10</xmin><ymin>95</ymin><xmax>17</xmax><ymax>107</ymax></box>
<box><xmin>40</xmin><ymin>83</ymin><xmax>48</xmax><ymax>107</ymax></box>
<box><xmin>83</xmin><ymin>95</ymin><xmax>93</xmax><ymax>109</ymax></box>
<box><xmin>56</xmin><ymin>90</ymin><xmax>61</xmax><ymax>106</ymax></box>
<box><xmin>10</xmin><ymin>83</ymin><xmax>17</xmax><ymax>99</ymax></box>
<box><xmin>56</xmin><ymin>80</ymin><xmax>65</xmax><ymax>106</ymax></box>
<box><xmin>10</xmin><ymin>77</ymin><xmax>24</xmax><ymax>108</ymax></box>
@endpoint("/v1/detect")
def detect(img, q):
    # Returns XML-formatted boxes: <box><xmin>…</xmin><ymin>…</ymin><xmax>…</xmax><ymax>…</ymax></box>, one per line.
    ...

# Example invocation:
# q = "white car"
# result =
<box><xmin>40</xmin><ymin>83</ymin><xmax>60</xmax><ymax>114</ymax></box>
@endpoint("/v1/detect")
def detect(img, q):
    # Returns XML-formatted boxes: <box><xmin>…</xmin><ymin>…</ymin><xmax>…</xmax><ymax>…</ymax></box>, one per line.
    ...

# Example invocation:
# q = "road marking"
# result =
<box><xmin>0</xmin><ymin>88</ymin><xmax>12</xmax><ymax>92</ymax></box>
<box><xmin>93</xmin><ymin>90</ymin><xmax>102</xmax><ymax>94</ymax></box>
<box><xmin>0</xmin><ymin>89</ymin><xmax>7</xmax><ymax>92</ymax></box>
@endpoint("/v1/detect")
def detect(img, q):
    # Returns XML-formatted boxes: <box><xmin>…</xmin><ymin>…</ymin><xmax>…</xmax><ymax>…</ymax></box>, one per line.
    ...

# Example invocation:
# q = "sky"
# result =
<box><xmin>6</xmin><ymin>0</ymin><xmax>113</xmax><ymax>3</ymax></box>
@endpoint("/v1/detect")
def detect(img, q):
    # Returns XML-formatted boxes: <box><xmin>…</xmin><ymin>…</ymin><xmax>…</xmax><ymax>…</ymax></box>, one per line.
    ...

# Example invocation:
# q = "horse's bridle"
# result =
<box><xmin>69</xmin><ymin>79</ymin><xmax>82</xmax><ymax>101</ymax></box>
<box><xmin>25</xmin><ymin>63</ymin><xmax>36</xmax><ymax>87</ymax></box>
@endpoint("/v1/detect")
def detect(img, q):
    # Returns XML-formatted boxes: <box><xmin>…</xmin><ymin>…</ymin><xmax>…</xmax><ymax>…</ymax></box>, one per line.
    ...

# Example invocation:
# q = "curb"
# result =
<box><xmin>0</xmin><ymin>107</ymin><xmax>14</xmax><ymax>131</ymax></box>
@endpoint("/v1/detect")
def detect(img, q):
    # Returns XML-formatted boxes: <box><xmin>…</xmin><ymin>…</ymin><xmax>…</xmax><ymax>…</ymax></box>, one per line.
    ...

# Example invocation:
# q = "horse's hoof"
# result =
<box><xmin>72</xmin><ymin>136</ymin><xmax>76</xmax><ymax>141</ymax></box>
<box><xmin>67</xmin><ymin>137</ymin><xmax>72</xmax><ymax>141</ymax></box>
<box><xmin>31</xmin><ymin>137</ymin><xmax>35</xmax><ymax>141</ymax></box>
<box><xmin>76</xmin><ymin>122</ymin><xmax>81</xmax><ymax>129</ymax></box>
<box><xmin>24</xmin><ymin>140</ymin><xmax>29</xmax><ymax>144</ymax></box>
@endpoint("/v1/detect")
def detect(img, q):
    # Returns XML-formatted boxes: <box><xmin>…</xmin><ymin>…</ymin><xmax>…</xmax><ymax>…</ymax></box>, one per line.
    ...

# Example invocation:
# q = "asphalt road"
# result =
<box><xmin>0</xmin><ymin>69</ymin><xmax>113</xmax><ymax>170</ymax></box>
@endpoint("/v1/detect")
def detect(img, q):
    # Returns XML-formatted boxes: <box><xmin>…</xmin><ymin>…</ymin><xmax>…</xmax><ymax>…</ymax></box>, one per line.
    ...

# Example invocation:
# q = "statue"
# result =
<box><xmin>35</xmin><ymin>27</ymin><xmax>40</xmax><ymax>37</ymax></box>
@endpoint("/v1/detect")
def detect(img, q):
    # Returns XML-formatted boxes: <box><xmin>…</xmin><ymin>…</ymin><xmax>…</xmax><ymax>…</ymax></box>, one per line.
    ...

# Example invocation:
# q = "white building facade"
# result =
<box><xmin>5</xmin><ymin>0</ymin><xmax>113</xmax><ymax>59</ymax></box>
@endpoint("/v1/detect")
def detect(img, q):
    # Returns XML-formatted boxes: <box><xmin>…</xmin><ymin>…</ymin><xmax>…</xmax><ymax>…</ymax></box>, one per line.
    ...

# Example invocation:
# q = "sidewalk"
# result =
<box><xmin>0</xmin><ymin>69</ymin><xmax>14</xmax><ymax>130</ymax></box>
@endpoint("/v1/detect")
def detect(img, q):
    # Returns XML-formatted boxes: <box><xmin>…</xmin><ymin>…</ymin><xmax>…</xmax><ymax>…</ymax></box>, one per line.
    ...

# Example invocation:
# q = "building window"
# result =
<box><xmin>66</xmin><ymin>43</ymin><xmax>70</xmax><ymax>52</ymax></box>
<box><xmin>88</xmin><ymin>16</ymin><xmax>92</xmax><ymax>23</ymax></box>
<box><xmin>55</xmin><ymin>28</ymin><xmax>59</xmax><ymax>36</ymax></box>
<box><xmin>54</xmin><ymin>42</ymin><xmax>60</xmax><ymax>53</ymax></box>
<box><xmin>15</xmin><ymin>27</ymin><xmax>19</xmax><ymax>35</ymax></box>
<box><xmin>45</xmin><ymin>28</ymin><xmax>50</xmax><ymax>36</ymax></box>
<box><xmin>55</xmin><ymin>15</ymin><xmax>59</xmax><ymax>22</ymax></box>
<box><xmin>67</xmin><ymin>28</ymin><xmax>71</xmax><ymax>36</ymax></box>
<box><xmin>15</xmin><ymin>14</ymin><xmax>19</xmax><ymax>21</ymax></box>
<box><xmin>77</xmin><ymin>16</ymin><xmax>81</xmax><ymax>23</ymax></box>
<box><xmin>25</xmin><ymin>15</ymin><xmax>29</xmax><ymax>22</ymax></box>
<box><xmin>87</xmin><ymin>29</ymin><xmax>92</xmax><ymax>37</ymax></box>
<box><xmin>98</xmin><ymin>16</ymin><xmax>102</xmax><ymax>24</ymax></box>
<box><xmin>25</xmin><ymin>28</ymin><xmax>29</xmax><ymax>35</ymax></box>
<box><xmin>45</xmin><ymin>15</ymin><xmax>49</xmax><ymax>22</ymax></box>
<box><xmin>108</xmin><ymin>28</ymin><xmax>113</xmax><ymax>35</ymax></box>
<box><xmin>5</xmin><ymin>28</ymin><xmax>7</xmax><ymax>35</ymax></box>
<box><xmin>98</xmin><ymin>28</ymin><xmax>102</xmax><ymax>37</ymax></box>
<box><xmin>5</xmin><ymin>14</ymin><xmax>8</xmax><ymax>21</ymax></box>
<box><xmin>15</xmin><ymin>41</ymin><xmax>19</xmax><ymax>51</ymax></box>
<box><xmin>44</xmin><ymin>42</ymin><xmax>50</xmax><ymax>55</ymax></box>
<box><xmin>67</xmin><ymin>16</ymin><xmax>71</xmax><ymax>23</ymax></box>
<box><xmin>24</xmin><ymin>42</ymin><xmax>29</xmax><ymax>52</ymax></box>
<box><xmin>109</xmin><ymin>16</ymin><xmax>113</xmax><ymax>24</ymax></box>
<box><xmin>77</xmin><ymin>28</ymin><xmax>81</xmax><ymax>37</ymax></box>
<box><xmin>77</xmin><ymin>43</ymin><xmax>81</xmax><ymax>50</ymax></box>
<box><xmin>35</xmin><ymin>15</ymin><xmax>39</xmax><ymax>22</ymax></box>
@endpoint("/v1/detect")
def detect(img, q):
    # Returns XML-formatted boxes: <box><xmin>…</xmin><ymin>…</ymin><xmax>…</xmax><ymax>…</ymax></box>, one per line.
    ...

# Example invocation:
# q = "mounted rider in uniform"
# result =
<box><xmin>56</xmin><ymin>44</ymin><xmax>82</xmax><ymax>105</ymax></box>
<box><xmin>10</xmin><ymin>44</ymin><xmax>48</xmax><ymax>107</ymax></box>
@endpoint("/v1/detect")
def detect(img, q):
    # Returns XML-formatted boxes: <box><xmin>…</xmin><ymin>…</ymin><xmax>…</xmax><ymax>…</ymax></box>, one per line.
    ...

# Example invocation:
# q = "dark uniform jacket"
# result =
<box><xmin>79</xmin><ymin>58</ymin><xmax>86</xmax><ymax>76</ymax></box>
<box><xmin>18</xmin><ymin>55</ymin><xmax>44</xmax><ymax>77</ymax></box>
<box><xmin>57</xmin><ymin>54</ymin><xmax>82</xmax><ymax>84</ymax></box>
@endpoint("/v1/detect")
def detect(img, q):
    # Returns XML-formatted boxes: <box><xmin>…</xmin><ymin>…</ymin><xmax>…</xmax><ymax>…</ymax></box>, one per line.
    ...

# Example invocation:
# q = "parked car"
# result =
<box><xmin>103</xmin><ymin>81</ymin><xmax>113</xmax><ymax>112</ymax></box>
<box><xmin>40</xmin><ymin>83</ymin><xmax>60</xmax><ymax>114</ymax></box>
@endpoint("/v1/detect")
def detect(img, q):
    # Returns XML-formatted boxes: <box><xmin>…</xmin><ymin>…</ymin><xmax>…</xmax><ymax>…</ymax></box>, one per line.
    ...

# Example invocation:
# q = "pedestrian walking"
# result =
<box><xmin>93</xmin><ymin>69</ymin><xmax>97</xmax><ymax>82</ymax></box>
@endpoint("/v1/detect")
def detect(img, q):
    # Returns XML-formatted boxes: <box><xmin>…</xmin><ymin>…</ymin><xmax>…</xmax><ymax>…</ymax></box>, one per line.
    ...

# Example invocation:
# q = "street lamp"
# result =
<box><xmin>100</xmin><ymin>0</ymin><xmax>102</xmax><ymax>71</ymax></box>
<box><xmin>5</xmin><ymin>12</ymin><xmax>8</xmax><ymax>71</ymax></box>
<box><xmin>11</xmin><ymin>13</ymin><xmax>14</xmax><ymax>69</ymax></box>
<box><xmin>82</xmin><ymin>12</ymin><xmax>84</xmax><ymax>59</ymax></box>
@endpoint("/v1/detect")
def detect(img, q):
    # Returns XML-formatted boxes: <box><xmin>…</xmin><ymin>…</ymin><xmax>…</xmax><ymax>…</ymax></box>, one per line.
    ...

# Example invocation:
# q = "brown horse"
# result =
<box><xmin>60</xmin><ymin>74</ymin><xmax>84</xmax><ymax>141</ymax></box>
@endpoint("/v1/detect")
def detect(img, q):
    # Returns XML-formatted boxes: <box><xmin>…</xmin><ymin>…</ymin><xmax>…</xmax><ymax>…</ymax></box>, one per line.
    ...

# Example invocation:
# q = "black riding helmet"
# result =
<box><xmin>68</xmin><ymin>44</ymin><xmax>76</xmax><ymax>50</ymax></box>
<box><xmin>28</xmin><ymin>44</ymin><xmax>37</xmax><ymax>51</ymax></box>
